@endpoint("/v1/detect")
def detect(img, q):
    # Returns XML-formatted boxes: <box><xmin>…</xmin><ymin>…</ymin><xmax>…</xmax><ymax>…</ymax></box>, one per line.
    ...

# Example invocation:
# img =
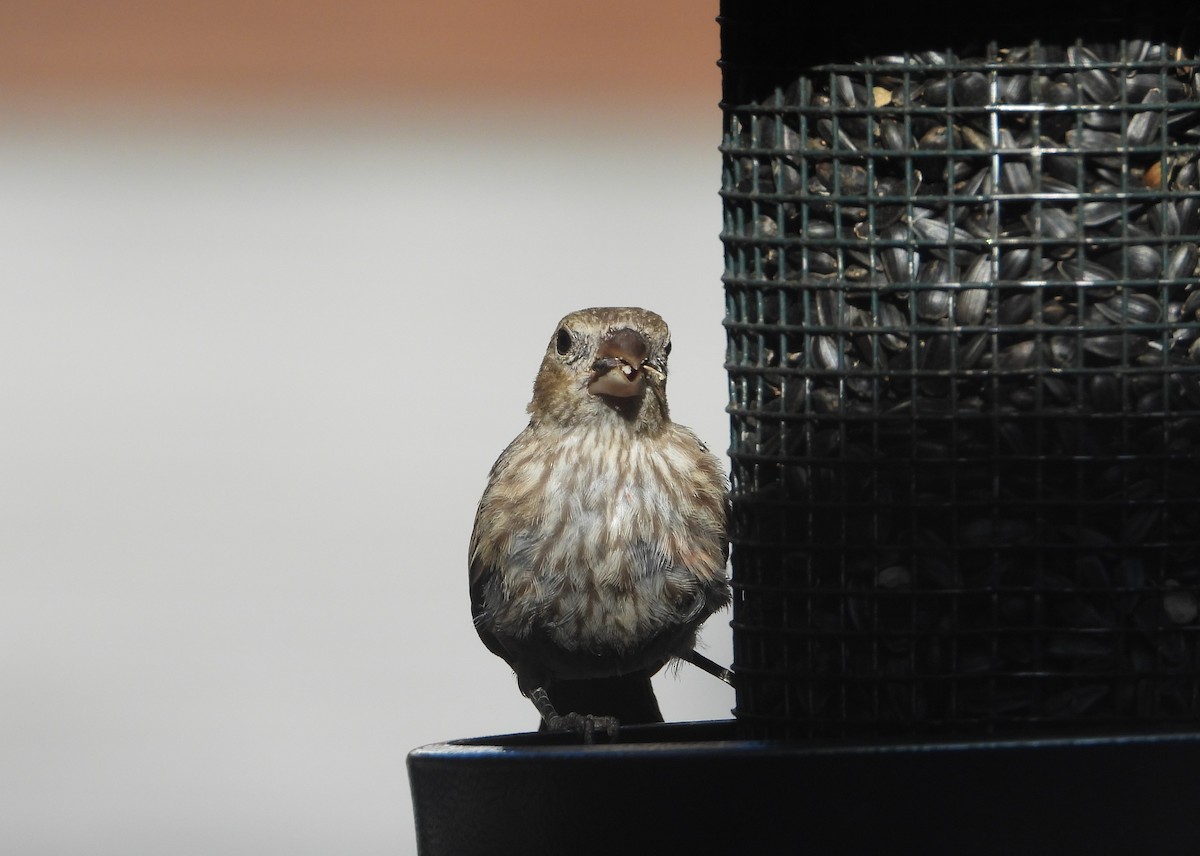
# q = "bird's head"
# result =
<box><xmin>528</xmin><ymin>307</ymin><xmax>673</xmax><ymax>431</ymax></box>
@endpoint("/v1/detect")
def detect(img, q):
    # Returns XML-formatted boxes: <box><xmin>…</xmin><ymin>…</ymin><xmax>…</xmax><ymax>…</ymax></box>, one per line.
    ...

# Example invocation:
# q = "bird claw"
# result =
<box><xmin>528</xmin><ymin>686</ymin><xmax>621</xmax><ymax>743</ymax></box>
<box><xmin>546</xmin><ymin>712</ymin><xmax>620</xmax><ymax>744</ymax></box>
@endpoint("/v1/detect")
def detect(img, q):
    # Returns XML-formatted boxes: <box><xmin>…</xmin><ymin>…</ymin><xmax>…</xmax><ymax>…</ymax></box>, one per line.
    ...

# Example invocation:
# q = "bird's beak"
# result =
<box><xmin>588</xmin><ymin>328</ymin><xmax>653</xmax><ymax>398</ymax></box>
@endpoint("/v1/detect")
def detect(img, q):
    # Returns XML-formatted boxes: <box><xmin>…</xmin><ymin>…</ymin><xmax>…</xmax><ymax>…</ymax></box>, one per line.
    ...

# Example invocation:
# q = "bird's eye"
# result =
<box><xmin>555</xmin><ymin>328</ymin><xmax>573</xmax><ymax>355</ymax></box>
<box><xmin>664</xmin><ymin>340</ymin><xmax>672</xmax><ymax>358</ymax></box>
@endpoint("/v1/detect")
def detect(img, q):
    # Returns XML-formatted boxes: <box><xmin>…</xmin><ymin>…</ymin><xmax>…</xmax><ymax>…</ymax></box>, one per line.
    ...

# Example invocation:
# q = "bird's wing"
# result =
<box><xmin>468</xmin><ymin>551</ymin><xmax>512</xmax><ymax>662</ymax></box>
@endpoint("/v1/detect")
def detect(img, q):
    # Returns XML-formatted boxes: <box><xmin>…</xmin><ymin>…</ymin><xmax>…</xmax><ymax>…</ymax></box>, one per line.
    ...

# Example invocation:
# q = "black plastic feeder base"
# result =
<box><xmin>408</xmin><ymin>720</ymin><xmax>1200</xmax><ymax>855</ymax></box>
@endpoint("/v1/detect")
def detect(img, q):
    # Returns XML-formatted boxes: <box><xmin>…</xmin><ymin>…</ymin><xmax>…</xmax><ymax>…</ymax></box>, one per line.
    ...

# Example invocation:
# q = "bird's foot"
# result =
<box><xmin>529</xmin><ymin>686</ymin><xmax>620</xmax><ymax>744</ymax></box>
<box><xmin>544</xmin><ymin>711</ymin><xmax>620</xmax><ymax>744</ymax></box>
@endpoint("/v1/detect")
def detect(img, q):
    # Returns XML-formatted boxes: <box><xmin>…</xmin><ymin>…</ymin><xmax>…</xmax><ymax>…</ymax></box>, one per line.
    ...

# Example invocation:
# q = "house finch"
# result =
<box><xmin>469</xmin><ymin>307</ymin><xmax>731</xmax><ymax>740</ymax></box>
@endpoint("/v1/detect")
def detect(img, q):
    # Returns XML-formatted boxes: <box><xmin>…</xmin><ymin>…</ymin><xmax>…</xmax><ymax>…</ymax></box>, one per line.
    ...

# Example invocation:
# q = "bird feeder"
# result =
<box><xmin>722</xmin><ymin>0</ymin><xmax>1200</xmax><ymax>739</ymax></box>
<box><xmin>408</xmin><ymin>4</ymin><xmax>1200</xmax><ymax>853</ymax></box>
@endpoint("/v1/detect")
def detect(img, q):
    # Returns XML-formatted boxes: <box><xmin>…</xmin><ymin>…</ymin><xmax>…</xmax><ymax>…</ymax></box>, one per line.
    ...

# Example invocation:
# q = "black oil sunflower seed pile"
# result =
<box><xmin>723</xmin><ymin>40</ymin><xmax>1200</xmax><ymax>738</ymax></box>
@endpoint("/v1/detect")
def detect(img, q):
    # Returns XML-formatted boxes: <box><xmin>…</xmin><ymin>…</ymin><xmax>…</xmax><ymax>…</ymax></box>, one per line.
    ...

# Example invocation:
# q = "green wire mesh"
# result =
<box><xmin>721</xmin><ymin>1</ymin><xmax>1200</xmax><ymax>740</ymax></box>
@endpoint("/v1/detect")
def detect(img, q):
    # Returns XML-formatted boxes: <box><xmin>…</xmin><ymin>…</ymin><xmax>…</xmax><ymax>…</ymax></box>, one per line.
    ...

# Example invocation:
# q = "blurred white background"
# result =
<box><xmin>1</xmin><ymin>3</ymin><xmax>728</xmax><ymax>854</ymax></box>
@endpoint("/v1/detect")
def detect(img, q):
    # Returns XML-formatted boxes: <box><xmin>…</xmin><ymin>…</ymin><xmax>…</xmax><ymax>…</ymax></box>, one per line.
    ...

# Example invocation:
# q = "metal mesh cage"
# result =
<box><xmin>721</xmin><ymin>0</ymin><xmax>1200</xmax><ymax>739</ymax></box>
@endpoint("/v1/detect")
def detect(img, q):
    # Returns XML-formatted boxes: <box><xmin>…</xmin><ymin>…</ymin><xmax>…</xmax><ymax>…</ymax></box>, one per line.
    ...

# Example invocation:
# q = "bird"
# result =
<box><xmin>469</xmin><ymin>307</ymin><xmax>731</xmax><ymax>740</ymax></box>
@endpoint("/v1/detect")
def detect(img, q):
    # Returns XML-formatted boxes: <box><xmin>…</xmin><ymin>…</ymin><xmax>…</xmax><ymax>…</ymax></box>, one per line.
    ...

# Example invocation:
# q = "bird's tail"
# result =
<box><xmin>538</xmin><ymin>670</ymin><xmax>663</xmax><ymax>728</ymax></box>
